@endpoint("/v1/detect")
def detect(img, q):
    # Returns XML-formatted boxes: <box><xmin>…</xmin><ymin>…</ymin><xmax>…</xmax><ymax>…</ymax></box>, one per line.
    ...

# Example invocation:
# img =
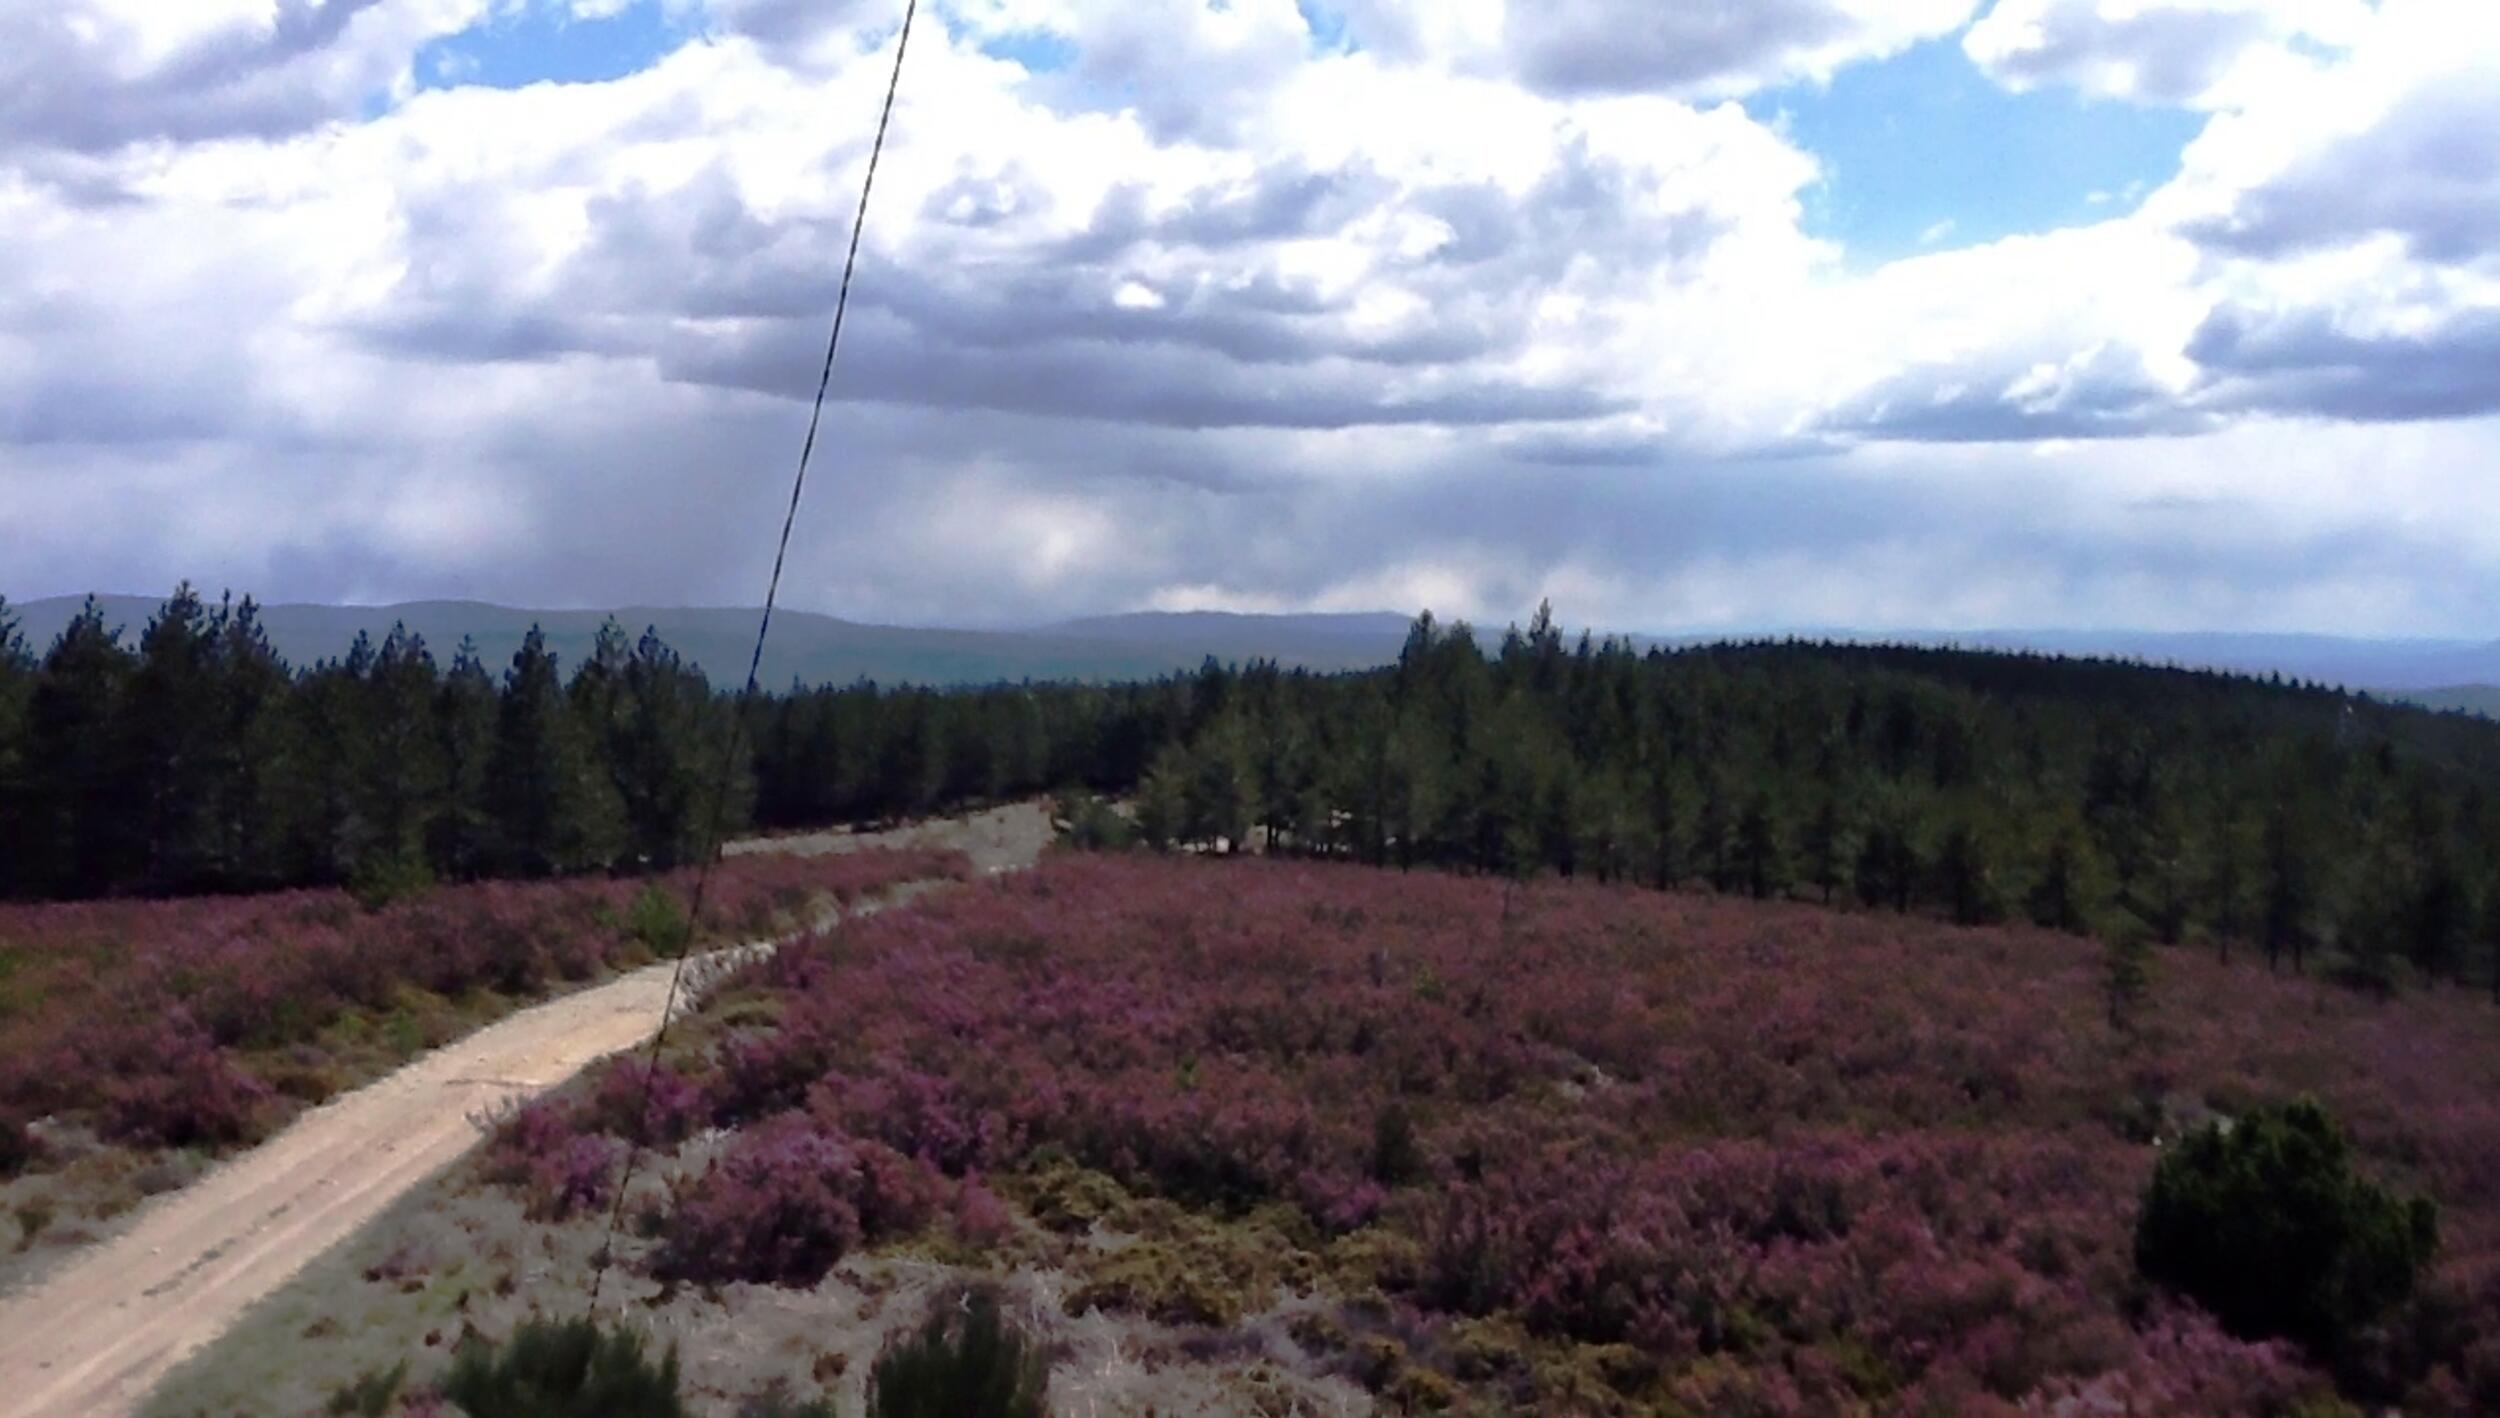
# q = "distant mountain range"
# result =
<box><xmin>5</xmin><ymin>597</ymin><xmax>1412</xmax><ymax>691</ymax></box>
<box><xmin>11</xmin><ymin>595</ymin><xmax>2500</xmax><ymax>712</ymax></box>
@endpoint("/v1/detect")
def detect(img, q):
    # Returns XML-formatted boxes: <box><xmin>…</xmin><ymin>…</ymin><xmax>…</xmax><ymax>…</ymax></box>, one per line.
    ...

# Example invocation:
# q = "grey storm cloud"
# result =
<box><xmin>1821</xmin><ymin>343</ymin><xmax>2211</xmax><ymax>444</ymax></box>
<box><xmin>0</xmin><ymin>0</ymin><xmax>396</xmax><ymax>154</ymax></box>
<box><xmin>656</xmin><ymin>306</ymin><xmax>1630</xmax><ymax>431</ymax></box>
<box><xmin>1505</xmin><ymin>0</ymin><xmax>1859</xmax><ymax>96</ymax></box>
<box><xmin>2189</xmin><ymin>303</ymin><xmax>2500</xmax><ymax>422</ymax></box>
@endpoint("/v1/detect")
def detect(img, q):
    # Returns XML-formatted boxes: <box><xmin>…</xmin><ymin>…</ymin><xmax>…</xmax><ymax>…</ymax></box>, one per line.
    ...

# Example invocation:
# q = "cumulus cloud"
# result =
<box><xmin>1314</xmin><ymin>0</ymin><xmax>1977</xmax><ymax>99</ymax></box>
<box><xmin>0</xmin><ymin>0</ymin><xmax>486</xmax><ymax>155</ymax></box>
<box><xmin>2133</xmin><ymin>0</ymin><xmax>2500</xmax><ymax>423</ymax></box>
<box><xmin>2159</xmin><ymin>2</ymin><xmax>2500</xmax><ymax>263</ymax></box>
<box><xmin>1963</xmin><ymin>0</ymin><xmax>2370</xmax><ymax>108</ymax></box>
<box><xmin>320</xmin><ymin>25</ymin><xmax>1825</xmax><ymax>446</ymax></box>
<box><xmin>2</xmin><ymin>0</ymin><xmax>2500</xmax><ymax>635</ymax></box>
<box><xmin>1812</xmin><ymin>224</ymin><xmax>2211</xmax><ymax>442</ymax></box>
<box><xmin>1501</xmin><ymin>0</ymin><xmax>1977</xmax><ymax>98</ymax></box>
<box><xmin>2190</xmin><ymin>300</ymin><xmax>2500</xmax><ymax>422</ymax></box>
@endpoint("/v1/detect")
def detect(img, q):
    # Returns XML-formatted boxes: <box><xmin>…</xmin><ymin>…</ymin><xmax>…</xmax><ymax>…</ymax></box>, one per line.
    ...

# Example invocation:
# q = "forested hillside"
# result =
<box><xmin>8</xmin><ymin>587</ymin><xmax>2500</xmax><ymax>997</ymax></box>
<box><xmin>1099</xmin><ymin>609</ymin><xmax>2500</xmax><ymax>996</ymax></box>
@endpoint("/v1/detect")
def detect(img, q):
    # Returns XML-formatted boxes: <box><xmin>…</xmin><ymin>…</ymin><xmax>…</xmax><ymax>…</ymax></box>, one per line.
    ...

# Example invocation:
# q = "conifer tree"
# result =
<box><xmin>1186</xmin><ymin>714</ymin><xmax>1257</xmax><ymax>854</ymax></box>
<box><xmin>431</xmin><ymin>638</ymin><xmax>500</xmax><ymax>879</ymax></box>
<box><xmin>1799</xmin><ymin>791</ymin><xmax>1849</xmax><ymax>905</ymax></box>
<box><xmin>278</xmin><ymin>633</ymin><xmax>380</xmax><ymax>882</ymax></box>
<box><xmin>2028</xmin><ymin>831</ymin><xmax>2090</xmax><ymax>935</ymax></box>
<box><xmin>1732</xmin><ymin>795</ymin><xmax>1786</xmax><ymax>901</ymax></box>
<box><xmin>2260</xmin><ymin>810</ymin><xmax>2310</xmax><ymax>973</ymax></box>
<box><xmin>2481</xmin><ymin>871</ymin><xmax>2500</xmax><ymax>1006</ymax></box>
<box><xmin>25</xmin><ymin>600</ymin><xmax>139</xmax><ymax>895</ymax></box>
<box><xmin>1933</xmin><ymin>816</ymin><xmax>1997</xmax><ymax>925</ymax></box>
<box><xmin>1639</xmin><ymin>764</ymin><xmax>1683</xmax><ymax>890</ymax></box>
<box><xmin>204</xmin><ymin>594</ymin><xmax>294</xmax><ymax>888</ymax></box>
<box><xmin>361</xmin><ymin>624</ymin><xmax>447</xmax><ymax>874</ymax></box>
<box><xmin>0</xmin><ymin>597</ymin><xmax>34</xmax><ymax>897</ymax></box>
<box><xmin>488</xmin><ymin>627</ymin><xmax>623</xmax><ymax>877</ymax></box>
<box><xmin>128</xmin><ymin>584</ymin><xmax>226</xmax><ymax>891</ymax></box>
<box><xmin>1133</xmin><ymin>743</ymin><xmax>1188</xmax><ymax>852</ymax></box>
<box><xmin>610</xmin><ymin>629</ymin><xmax>748</xmax><ymax>868</ymax></box>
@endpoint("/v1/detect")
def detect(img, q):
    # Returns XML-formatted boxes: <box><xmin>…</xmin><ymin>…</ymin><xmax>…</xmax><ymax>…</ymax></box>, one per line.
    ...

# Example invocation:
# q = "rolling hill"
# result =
<box><xmin>11</xmin><ymin>594</ymin><xmax>2500</xmax><ymax>706</ymax></box>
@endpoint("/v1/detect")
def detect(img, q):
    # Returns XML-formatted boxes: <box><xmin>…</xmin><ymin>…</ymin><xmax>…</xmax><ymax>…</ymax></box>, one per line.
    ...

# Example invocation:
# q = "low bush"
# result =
<box><xmin>652</xmin><ymin>1113</ymin><xmax>946</xmax><ymax>1288</ymax></box>
<box><xmin>347</xmin><ymin>852</ymin><xmax>436</xmax><ymax>913</ymax></box>
<box><xmin>479</xmin><ymin>854</ymin><xmax>2500</xmax><ymax>1407</ymax></box>
<box><xmin>0</xmin><ymin>1111</ymin><xmax>35</xmax><ymax>1177</ymax></box>
<box><xmin>442</xmin><ymin>1317</ymin><xmax>682</xmax><ymax>1418</ymax></box>
<box><xmin>581</xmin><ymin>1059</ymin><xmax>708</xmax><ymax>1148</ymax></box>
<box><xmin>91</xmin><ymin>1013</ymin><xmax>271</xmax><ymax>1147</ymax></box>
<box><xmin>0</xmin><ymin>847</ymin><xmax>966</xmax><ymax>1168</ymax></box>
<box><xmin>1049</xmin><ymin>792</ymin><xmax>1132</xmax><ymax>852</ymax></box>
<box><xmin>868</xmin><ymin>1286</ymin><xmax>1049</xmax><ymax>1418</ymax></box>
<box><xmin>482</xmin><ymin>1101</ymin><xmax>625</xmax><ymax>1222</ymax></box>
<box><xmin>2136</xmin><ymin>1098</ymin><xmax>2439</xmax><ymax>1355</ymax></box>
<box><xmin>625</xmin><ymin>884</ymin><xmax>694</xmax><ymax>959</ymax></box>
<box><xmin>324</xmin><ymin>1360</ymin><xmax>408</xmax><ymax>1416</ymax></box>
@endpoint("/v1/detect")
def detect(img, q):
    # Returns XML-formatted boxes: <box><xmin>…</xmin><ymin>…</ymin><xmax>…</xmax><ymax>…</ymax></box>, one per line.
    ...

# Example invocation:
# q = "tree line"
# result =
<box><xmin>9</xmin><ymin>588</ymin><xmax>2500</xmax><ymax>996</ymax></box>
<box><xmin>0</xmin><ymin>587</ymin><xmax>748</xmax><ymax>898</ymax></box>
<box><xmin>1111</xmin><ymin>609</ymin><xmax>2500</xmax><ymax>997</ymax></box>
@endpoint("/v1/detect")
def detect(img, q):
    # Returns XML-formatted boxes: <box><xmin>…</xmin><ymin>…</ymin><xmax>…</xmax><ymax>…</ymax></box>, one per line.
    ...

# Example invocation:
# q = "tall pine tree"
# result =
<box><xmin>25</xmin><ymin>600</ymin><xmax>139</xmax><ymax>895</ymax></box>
<box><xmin>487</xmin><ymin>627</ymin><xmax>623</xmax><ymax>877</ymax></box>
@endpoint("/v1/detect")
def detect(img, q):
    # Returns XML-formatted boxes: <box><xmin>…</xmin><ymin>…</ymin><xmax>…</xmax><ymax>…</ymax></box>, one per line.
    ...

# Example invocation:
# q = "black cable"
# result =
<box><xmin>585</xmin><ymin>0</ymin><xmax>919</xmax><ymax>1313</ymax></box>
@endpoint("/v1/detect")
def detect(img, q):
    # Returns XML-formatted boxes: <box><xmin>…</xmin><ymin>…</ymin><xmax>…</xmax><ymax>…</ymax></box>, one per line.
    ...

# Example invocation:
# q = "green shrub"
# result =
<box><xmin>869</xmin><ymin>1286</ymin><xmax>1049</xmax><ymax>1418</ymax></box>
<box><xmin>2135</xmin><ymin>1098</ymin><xmax>2438</xmax><ymax>1355</ymax></box>
<box><xmin>14</xmin><ymin>1198</ymin><xmax>53</xmax><ymax>1249</ymax></box>
<box><xmin>1371</xmin><ymin>1100</ymin><xmax>1427</xmax><ymax>1187</ymax></box>
<box><xmin>2102</xmin><ymin>927</ymin><xmax>2154</xmax><ymax>1031</ymax></box>
<box><xmin>325</xmin><ymin>1360</ymin><xmax>407</xmax><ymax>1417</ymax></box>
<box><xmin>443</xmin><ymin>1317</ymin><xmax>683</xmax><ymax>1418</ymax></box>
<box><xmin>625</xmin><ymin>884</ymin><xmax>694</xmax><ymax>959</ymax></box>
<box><xmin>349</xmin><ymin>852</ymin><xmax>436</xmax><ymax>912</ymax></box>
<box><xmin>0</xmin><ymin>1113</ymin><xmax>36</xmax><ymax>1178</ymax></box>
<box><xmin>1050</xmin><ymin>792</ymin><xmax>1133</xmax><ymax>852</ymax></box>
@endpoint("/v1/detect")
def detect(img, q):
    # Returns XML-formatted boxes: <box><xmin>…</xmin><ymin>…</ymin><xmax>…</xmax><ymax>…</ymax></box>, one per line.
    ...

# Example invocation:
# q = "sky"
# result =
<box><xmin>2</xmin><ymin>0</ymin><xmax>2496</xmax><ymax>636</ymax></box>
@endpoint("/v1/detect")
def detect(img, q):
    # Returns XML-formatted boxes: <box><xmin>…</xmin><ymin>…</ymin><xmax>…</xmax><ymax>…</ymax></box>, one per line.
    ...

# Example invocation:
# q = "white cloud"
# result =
<box><xmin>0</xmin><ymin>0</ymin><xmax>491</xmax><ymax>154</ymax></box>
<box><xmin>1</xmin><ymin>0</ymin><xmax>2498</xmax><ymax>636</ymax></box>
<box><xmin>1501</xmin><ymin>0</ymin><xmax>1980</xmax><ymax>98</ymax></box>
<box><xmin>1317</xmin><ymin>0</ymin><xmax>1978</xmax><ymax>99</ymax></box>
<box><xmin>1964</xmin><ymin>0</ymin><xmax>2371</xmax><ymax>108</ymax></box>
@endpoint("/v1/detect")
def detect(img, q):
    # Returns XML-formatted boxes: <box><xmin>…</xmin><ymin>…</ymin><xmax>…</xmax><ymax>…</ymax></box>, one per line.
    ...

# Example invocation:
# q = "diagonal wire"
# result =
<box><xmin>586</xmin><ymin>0</ymin><xmax>920</xmax><ymax>1314</ymax></box>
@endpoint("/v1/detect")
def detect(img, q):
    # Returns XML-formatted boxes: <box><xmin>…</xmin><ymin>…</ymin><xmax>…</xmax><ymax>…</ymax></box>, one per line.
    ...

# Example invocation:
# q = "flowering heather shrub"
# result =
<box><xmin>651</xmin><ymin>1112</ymin><xmax>946</xmax><ymax>1287</ymax></box>
<box><xmin>0</xmin><ymin>847</ymin><xmax>965</xmax><ymax>1165</ymax></box>
<box><xmin>484</xmin><ymin>1101</ymin><xmax>627</xmax><ymax>1222</ymax></box>
<box><xmin>89</xmin><ymin>1012</ymin><xmax>274</xmax><ymax>1147</ymax></box>
<box><xmin>598</xmin><ymin>854</ymin><xmax>2500</xmax><ymax>1408</ymax></box>
<box><xmin>581</xmin><ymin>1060</ymin><xmax>709</xmax><ymax>1148</ymax></box>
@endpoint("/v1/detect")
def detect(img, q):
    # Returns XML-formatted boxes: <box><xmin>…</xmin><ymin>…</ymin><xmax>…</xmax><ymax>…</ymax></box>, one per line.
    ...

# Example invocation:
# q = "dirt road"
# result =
<box><xmin>0</xmin><ymin>804</ymin><xmax>1053</xmax><ymax>1418</ymax></box>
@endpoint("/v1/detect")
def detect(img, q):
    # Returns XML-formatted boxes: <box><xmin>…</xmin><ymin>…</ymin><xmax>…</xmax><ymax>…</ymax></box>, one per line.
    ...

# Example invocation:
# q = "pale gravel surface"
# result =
<box><xmin>0</xmin><ymin>803</ymin><xmax>1054</xmax><ymax>1418</ymax></box>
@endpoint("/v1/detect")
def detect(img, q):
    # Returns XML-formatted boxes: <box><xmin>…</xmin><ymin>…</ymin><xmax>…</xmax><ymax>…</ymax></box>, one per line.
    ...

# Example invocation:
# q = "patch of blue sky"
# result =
<box><xmin>412</xmin><ymin>0</ymin><xmax>691</xmax><ymax>93</ymax></box>
<box><xmin>1296</xmin><ymin>1</ymin><xmax>1352</xmax><ymax>53</ymax></box>
<box><xmin>977</xmin><ymin>28</ymin><xmax>1078</xmax><ymax>74</ymax></box>
<box><xmin>1749</xmin><ymin>39</ymin><xmax>2204</xmax><ymax>265</ymax></box>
